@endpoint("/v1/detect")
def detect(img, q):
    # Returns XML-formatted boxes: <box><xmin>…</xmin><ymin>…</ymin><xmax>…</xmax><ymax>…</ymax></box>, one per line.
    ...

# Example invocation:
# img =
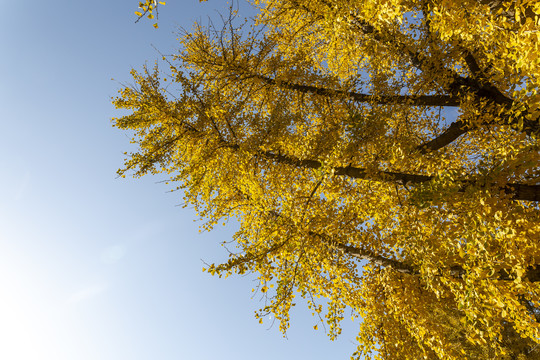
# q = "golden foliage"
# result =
<box><xmin>117</xmin><ymin>1</ymin><xmax>540</xmax><ymax>358</ymax></box>
<box><xmin>134</xmin><ymin>0</ymin><xmax>166</xmax><ymax>27</ymax></box>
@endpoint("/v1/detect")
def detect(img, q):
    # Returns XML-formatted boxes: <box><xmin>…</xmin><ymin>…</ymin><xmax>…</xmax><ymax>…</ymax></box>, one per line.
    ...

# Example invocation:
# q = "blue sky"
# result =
<box><xmin>0</xmin><ymin>1</ymin><xmax>360</xmax><ymax>359</ymax></box>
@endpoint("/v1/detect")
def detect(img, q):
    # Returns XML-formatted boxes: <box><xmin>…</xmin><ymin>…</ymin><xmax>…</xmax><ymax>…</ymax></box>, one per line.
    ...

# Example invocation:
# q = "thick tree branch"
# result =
<box><xmin>475</xmin><ymin>0</ymin><xmax>538</xmax><ymax>24</ymax></box>
<box><xmin>347</xmin><ymin>10</ymin><xmax>540</xmax><ymax>151</ymax></box>
<box><xmin>349</xmin><ymin>13</ymin><xmax>513</xmax><ymax>109</ymax></box>
<box><xmin>257</xmin><ymin>68</ymin><xmax>540</xmax><ymax>155</ymax></box>
<box><xmin>255</xmin><ymin>147</ymin><xmax>540</xmax><ymax>202</ymax></box>
<box><xmin>415</xmin><ymin>50</ymin><xmax>538</xmax><ymax>153</ymax></box>
<box><xmin>252</xmin><ymin>73</ymin><xmax>459</xmax><ymax>107</ymax></box>
<box><xmin>462</xmin><ymin>50</ymin><xmax>483</xmax><ymax>78</ymax></box>
<box><xmin>416</xmin><ymin>110</ymin><xmax>540</xmax><ymax>154</ymax></box>
<box><xmin>283</xmin><ymin>2</ymin><xmax>537</xmax><ymax>154</ymax></box>
<box><xmin>416</xmin><ymin>119</ymin><xmax>469</xmax><ymax>153</ymax></box>
<box><xmin>265</xmin><ymin>207</ymin><xmax>418</xmax><ymax>274</ymax></box>
<box><xmin>169</xmin><ymin>118</ymin><xmax>540</xmax><ymax>202</ymax></box>
<box><xmin>256</xmin><ymin>67</ymin><xmax>540</xmax><ymax>155</ymax></box>
<box><xmin>310</xmin><ymin>230</ymin><xmax>540</xmax><ymax>283</ymax></box>
<box><xmin>319</xmin><ymin>233</ymin><xmax>417</xmax><ymax>275</ymax></box>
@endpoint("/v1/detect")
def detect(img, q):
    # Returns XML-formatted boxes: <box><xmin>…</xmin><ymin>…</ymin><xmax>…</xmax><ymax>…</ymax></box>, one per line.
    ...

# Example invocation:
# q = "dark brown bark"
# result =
<box><xmin>439</xmin><ymin>263</ymin><xmax>540</xmax><ymax>284</ymax></box>
<box><xmin>341</xmin><ymin>244</ymin><xmax>540</xmax><ymax>284</ymax></box>
<box><xmin>416</xmin><ymin>119</ymin><xmax>469</xmax><ymax>153</ymax></box>
<box><xmin>314</xmin><ymin>231</ymin><xmax>540</xmax><ymax>283</ymax></box>
<box><xmin>410</xmin><ymin>100</ymin><xmax>483</xmax><ymax>154</ymax></box>
<box><xmin>176</xmin><ymin>117</ymin><xmax>540</xmax><ymax>202</ymax></box>
<box><xmin>255</xmin><ymin>147</ymin><xmax>540</xmax><ymax>202</ymax></box>
<box><xmin>334</xmin><ymin>240</ymin><xmax>417</xmax><ymax>274</ymax></box>
<box><xmin>476</xmin><ymin>0</ymin><xmax>538</xmax><ymax>24</ymax></box>
<box><xmin>292</xmin><ymin>0</ymin><xmax>539</xmax><ymax>157</ymax></box>
<box><xmin>414</xmin><ymin>51</ymin><xmax>537</xmax><ymax>153</ymax></box>
<box><xmin>254</xmin><ymin>74</ymin><xmax>460</xmax><ymax>107</ymax></box>
<box><xmin>349</xmin><ymin>10</ymin><xmax>540</xmax><ymax>151</ymax></box>
<box><xmin>258</xmin><ymin>67</ymin><xmax>540</xmax><ymax>154</ymax></box>
<box><xmin>504</xmin><ymin>183</ymin><xmax>540</xmax><ymax>202</ymax></box>
<box><xmin>416</xmin><ymin>111</ymin><xmax>540</xmax><ymax>154</ymax></box>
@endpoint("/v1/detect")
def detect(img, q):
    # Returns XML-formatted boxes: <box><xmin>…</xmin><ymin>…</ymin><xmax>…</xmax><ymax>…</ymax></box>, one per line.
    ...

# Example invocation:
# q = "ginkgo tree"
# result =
<box><xmin>116</xmin><ymin>0</ymin><xmax>540</xmax><ymax>358</ymax></box>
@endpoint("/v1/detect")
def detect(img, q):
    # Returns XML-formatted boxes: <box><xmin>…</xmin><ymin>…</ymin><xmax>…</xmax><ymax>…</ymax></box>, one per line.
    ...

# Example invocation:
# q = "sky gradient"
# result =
<box><xmin>0</xmin><ymin>1</ymin><xmax>360</xmax><ymax>359</ymax></box>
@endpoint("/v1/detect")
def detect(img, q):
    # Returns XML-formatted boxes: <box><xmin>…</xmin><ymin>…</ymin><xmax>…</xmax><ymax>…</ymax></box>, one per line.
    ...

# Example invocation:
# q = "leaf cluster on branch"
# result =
<box><xmin>134</xmin><ymin>0</ymin><xmax>166</xmax><ymax>28</ymax></box>
<box><xmin>117</xmin><ymin>0</ymin><xmax>540</xmax><ymax>358</ymax></box>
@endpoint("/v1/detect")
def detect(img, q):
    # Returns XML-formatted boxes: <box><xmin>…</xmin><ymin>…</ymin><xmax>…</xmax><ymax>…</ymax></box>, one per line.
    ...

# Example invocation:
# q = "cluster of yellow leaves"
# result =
<box><xmin>116</xmin><ymin>0</ymin><xmax>540</xmax><ymax>358</ymax></box>
<box><xmin>134</xmin><ymin>0</ymin><xmax>166</xmax><ymax>28</ymax></box>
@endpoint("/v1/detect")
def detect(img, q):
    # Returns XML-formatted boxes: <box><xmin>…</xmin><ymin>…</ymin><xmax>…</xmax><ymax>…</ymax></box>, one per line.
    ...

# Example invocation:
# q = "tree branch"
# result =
<box><xmin>255</xmin><ymin>147</ymin><xmax>540</xmax><ymax>202</ymax></box>
<box><xmin>167</xmin><ymin>117</ymin><xmax>539</xmax><ymax>202</ymax></box>
<box><xmin>252</xmin><ymin>73</ymin><xmax>459</xmax><ymax>107</ymax></box>
<box><xmin>266</xmin><ymin>207</ymin><xmax>418</xmax><ymax>274</ymax></box>
<box><xmin>416</xmin><ymin>119</ymin><xmax>469</xmax><ymax>153</ymax></box>
<box><xmin>347</xmin><ymin>10</ymin><xmax>540</xmax><ymax>151</ymax></box>
<box><xmin>475</xmin><ymin>0</ymin><xmax>538</xmax><ymax>25</ymax></box>
<box><xmin>310</xmin><ymin>230</ymin><xmax>540</xmax><ymax>283</ymax></box>
<box><xmin>274</xmin><ymin>2</ymin><xmax>537</xmax><ymax>154</ymax></box>
<box><xmin>316</xmin><ymin>232</ymin><xmax>417</xmax><ymax>274</ymax></box>
<box><xmin>416</xmin><ymin>110</ymin><xmax>540</xmax><ymax>154</ymax></box>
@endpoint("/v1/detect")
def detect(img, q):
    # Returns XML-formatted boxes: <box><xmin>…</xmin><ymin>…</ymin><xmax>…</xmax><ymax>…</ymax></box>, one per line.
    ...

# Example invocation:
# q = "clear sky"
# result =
<box><xmin>0</xmin><ymin>1</ymin><xmax>360</xmax><ymax>359</ymax></box>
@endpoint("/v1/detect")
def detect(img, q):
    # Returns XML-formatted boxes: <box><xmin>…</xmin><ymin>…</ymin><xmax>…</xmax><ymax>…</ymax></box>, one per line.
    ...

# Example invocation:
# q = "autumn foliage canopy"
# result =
<box><xmin>116</xmin><ymin>0</ymin><xmax>540</xmax><ymax>358</ymax></box>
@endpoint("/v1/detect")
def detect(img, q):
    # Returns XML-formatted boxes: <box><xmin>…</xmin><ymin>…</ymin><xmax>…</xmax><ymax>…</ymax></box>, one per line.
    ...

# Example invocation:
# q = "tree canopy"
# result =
<box><xmin>116</xmin><ymin>0</ymin><xmax>540</xmax><ymax>358</ymax></box>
